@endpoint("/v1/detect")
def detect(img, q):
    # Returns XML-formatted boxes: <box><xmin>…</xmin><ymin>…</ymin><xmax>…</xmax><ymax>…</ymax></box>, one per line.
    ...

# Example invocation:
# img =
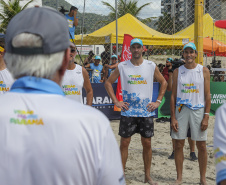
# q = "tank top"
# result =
<box><xmin>176</xmin><ymin>64</ymin><xmax>205</xmax><ymax>110</ymax></box>
<box><xmin>0</xmin><ymin>68</ymin><xmax>14</xmax><ymax>94</ymax></box>
<box><xmin>118</xmin><ymin>59</ymin><xmax>156</xmax><ymax>117</ymax></box>
<box><xmin>61</xmin><ymin>64</ymin><xmax>84</xmax><ymax>103</ymax></box>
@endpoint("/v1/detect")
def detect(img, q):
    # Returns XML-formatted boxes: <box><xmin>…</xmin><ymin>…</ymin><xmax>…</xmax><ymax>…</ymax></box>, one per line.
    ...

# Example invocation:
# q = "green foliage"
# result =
<box><xmin>0</xmin><ymin>0</ymin><xmax>33</xmax><ymax>33</ymax></box>
<box><xmin>101</xmin><ymin>0</ymin><xmax>155</xmax><ymax>25</ymax></box>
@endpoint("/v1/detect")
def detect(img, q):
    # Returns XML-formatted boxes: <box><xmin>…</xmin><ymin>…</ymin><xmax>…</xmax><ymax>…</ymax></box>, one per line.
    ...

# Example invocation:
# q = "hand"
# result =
<box><xmin>146</xmin><ymin>101</ymin><xmax>160</xmax><ymax>112</ymax></box>
<box><xmin>115</xmin><ymin>101</ymin><xmax>129</xmax><ymax>111</ymax></box>
<box><xmin>171</xmin><ymin>118</ymin><xmax>179</xmax><ymax>132</ymax></box>
<box><xmin>201</xmin><ymin>116</ymin><xmax>209</xmax><ymax>131</ymax></box>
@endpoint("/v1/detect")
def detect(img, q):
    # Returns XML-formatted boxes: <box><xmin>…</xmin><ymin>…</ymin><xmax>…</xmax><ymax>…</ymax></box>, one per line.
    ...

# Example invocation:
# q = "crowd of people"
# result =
<box><xmin>0</xmin><ymin>5</ymin><xmax>225</xmax><ymax>185</ymax></box>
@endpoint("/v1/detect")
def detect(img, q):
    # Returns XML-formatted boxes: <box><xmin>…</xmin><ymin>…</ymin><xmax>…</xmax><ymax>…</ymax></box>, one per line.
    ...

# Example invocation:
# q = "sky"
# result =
<box><xmin>65</xmin><ymin>0</ymin><xmax>162</xmax><ymax>18</ymax></box>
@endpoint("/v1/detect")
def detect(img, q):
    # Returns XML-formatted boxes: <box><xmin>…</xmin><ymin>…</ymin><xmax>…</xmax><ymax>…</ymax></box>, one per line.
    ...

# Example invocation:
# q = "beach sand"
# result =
<box><xmin>110</xmin><ymin>116</ymin><xmax>216</xmax><ymax>185</ymax></box>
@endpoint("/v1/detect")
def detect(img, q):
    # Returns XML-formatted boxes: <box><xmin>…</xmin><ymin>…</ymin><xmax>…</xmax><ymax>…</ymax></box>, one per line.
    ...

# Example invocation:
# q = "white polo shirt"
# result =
<box><xmin>214</xmin><ymin>103</ymin><xmax>226</xmax><ymax>184</ymax></box>
<box><xmin>0</xmin><ymin>76</ymin><xmax>125</xmax><ymax>185</ymax></box>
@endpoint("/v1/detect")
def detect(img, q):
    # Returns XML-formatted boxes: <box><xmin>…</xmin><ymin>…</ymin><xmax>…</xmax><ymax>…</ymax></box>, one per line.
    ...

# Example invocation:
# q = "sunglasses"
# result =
<box><xmin>71</xmin><ymin>48</ymin><xmax>76</xmax><ymax>53</ymax></box>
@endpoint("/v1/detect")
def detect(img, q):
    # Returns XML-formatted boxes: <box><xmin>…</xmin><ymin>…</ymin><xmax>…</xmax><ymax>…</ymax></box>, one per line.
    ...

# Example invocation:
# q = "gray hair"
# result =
<box><xmin>4</xmin><ymin>33</ymin><xmax>65</xmax><ymax>79</ymax></box>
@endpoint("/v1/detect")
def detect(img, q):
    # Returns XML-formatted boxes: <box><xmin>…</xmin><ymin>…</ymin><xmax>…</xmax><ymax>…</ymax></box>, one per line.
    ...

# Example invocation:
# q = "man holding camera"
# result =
<box><xmin>65</xmin><ymin>6</ymin><xmax>78</xmax><ymax>40</ymax></box>
<box><xmin>170</xmin><ymin>42</ymin><xmax>211</xmax><ymax>185</ymax></box>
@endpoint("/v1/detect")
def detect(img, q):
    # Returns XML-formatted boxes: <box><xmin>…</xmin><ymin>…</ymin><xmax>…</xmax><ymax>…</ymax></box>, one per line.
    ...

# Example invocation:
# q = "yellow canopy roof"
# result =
<box><xmin>74</xmin><ymin>13</ymin><xmax>189</xmax><ymax>46</ymax></box>
<box><xmin>174</xmin><ymin>13</ymin><xmax>226</xmax><ymax>44</ymax></box>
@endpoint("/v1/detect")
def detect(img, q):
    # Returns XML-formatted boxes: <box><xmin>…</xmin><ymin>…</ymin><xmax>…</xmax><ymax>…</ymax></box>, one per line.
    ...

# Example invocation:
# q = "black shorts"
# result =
<box><xmin>169</xmin><ymin>117</ymin><xmax>191</xmax><ymax>137</ymax></box>
<box><xmin>119</xmin><ymin>116</ymin><xmax>154</xmax><ymax>138</ymax></box>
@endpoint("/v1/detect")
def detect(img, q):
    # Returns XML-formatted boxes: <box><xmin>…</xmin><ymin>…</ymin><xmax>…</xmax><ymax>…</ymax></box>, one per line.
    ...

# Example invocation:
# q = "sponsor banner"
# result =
<box><xmin>83</xmin><ymin>83</ymin><xmax>159</xmax><ymax>120</ymax></box>
<box><xmin>158</xmin><ymin>82</ymin><xmax>226</xmax><ymax>117</ymax></box>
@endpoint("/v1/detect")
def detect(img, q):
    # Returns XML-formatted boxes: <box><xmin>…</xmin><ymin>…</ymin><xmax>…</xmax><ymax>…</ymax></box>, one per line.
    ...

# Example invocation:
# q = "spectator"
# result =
<box><xmin>83</xmin><ymin>50</ymin><xmax>94</xmax><ymax>66</ymax></box>
<box><xmin>101</xmin><ymin>44</ymin><xmax>111</xmax><ymax>65</ymax></box>
<box><xmin>65</xmin><ymin>6</ymin><xmax>78</xmax><ymax>40</ymax></box>
<box><xmin>85</xmin><ymin>56</ymin><xmax>103</xmax><ymax>83</ymax></box>
<box><xmin>1</xmin><ymin>7</ymin><xmax>125</xmax><ymax>185</ymax></box>
<box><xmin>104</xmin><ymin>54</ymin><xmax>118</xmax><ymax>83</ymax></box>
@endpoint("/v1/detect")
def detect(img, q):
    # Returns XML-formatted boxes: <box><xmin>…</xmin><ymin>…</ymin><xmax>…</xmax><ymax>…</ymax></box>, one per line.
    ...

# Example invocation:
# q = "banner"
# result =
<box><xmin>158</xmin><ymin>82</ymin><xmax>226</xmax><ymax>117</ymax></box>
<box><xmin>215</xmin><ymin>20</ymin><xmax>226</xmax><ymax>29</ymax></box>
<box><xmin>114</xmin><ymin>34</ymin><xmax>134</xmax><ymax>111</ymax></box>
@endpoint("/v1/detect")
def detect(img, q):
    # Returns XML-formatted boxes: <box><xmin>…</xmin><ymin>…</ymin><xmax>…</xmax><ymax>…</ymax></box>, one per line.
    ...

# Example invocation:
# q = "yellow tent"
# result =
<box><xmin>74</xmin><ymin>13</ymin><xmax>190</xmax><ymax>46</ymax></box>
<box><xmin>174</xmin><ymin>13</ymin><xmax>226</xmax><ymax>44</ymax></box>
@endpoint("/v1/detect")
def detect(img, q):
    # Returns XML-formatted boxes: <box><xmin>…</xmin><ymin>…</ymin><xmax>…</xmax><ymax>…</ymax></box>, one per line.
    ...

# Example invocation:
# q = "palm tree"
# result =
<box><xmin>0</xmin><ymin>0</ymin><xmax>33</xmax><ymax>33</ymax></box>
<box><xmin>101</xmin><ymin>0</ymin><xmax>155</xmax><ymax>25</ymax></box>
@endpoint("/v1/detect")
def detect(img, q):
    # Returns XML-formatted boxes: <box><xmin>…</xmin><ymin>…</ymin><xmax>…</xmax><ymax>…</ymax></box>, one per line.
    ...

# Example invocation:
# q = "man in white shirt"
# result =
<box><xmin>0</xmin><ymin>6</ymin><xmax>125</xmax><ymax>185</ymax></box>
<box><xmin>214</xmin><ymin>103</ymin><xmax>226</xmax><ymax>185</ymax></box>
<box><xmin>170</xmin><ymin>42</ymin><xmax>211</xmax><ymax>185</ymax></box>
<box><xmin>105</xmin><ymin>38</ymin><xmax>167</xmax><ymax>185</ymax></box>
<box><xmin>61</xmin><ymin>43</ymin><xmax>93</xmax><ymax>105</ymax></box>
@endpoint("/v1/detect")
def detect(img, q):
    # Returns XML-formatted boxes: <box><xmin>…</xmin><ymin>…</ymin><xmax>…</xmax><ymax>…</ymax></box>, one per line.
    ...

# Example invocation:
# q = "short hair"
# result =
<box><xmin>70</xmin><ymin>6</ymin><xmax>78</xmax><ymax>12</ymax></box>
<box><xmin>4</xmin><ymin>33</ymin><xmax>65</xmax><ymax>79</ymax></box>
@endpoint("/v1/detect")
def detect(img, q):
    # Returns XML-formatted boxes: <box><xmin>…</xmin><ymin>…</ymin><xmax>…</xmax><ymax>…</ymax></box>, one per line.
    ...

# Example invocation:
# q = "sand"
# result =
<box><xmin>110</xmin><ymin>116</ymin><xmax>216</xmax><ymax>185</ymax></box>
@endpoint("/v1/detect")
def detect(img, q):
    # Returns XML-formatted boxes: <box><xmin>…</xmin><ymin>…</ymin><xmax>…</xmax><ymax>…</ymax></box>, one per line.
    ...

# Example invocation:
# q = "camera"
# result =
<box><xmin>171</xmin><ymin>58</ymin><xmax>185</xmax><ymax>71</ymax></box>
<box><xmin>59</xmin><ymin>6</ymin><xmax>69</xmax><ymax>15</ymax></box>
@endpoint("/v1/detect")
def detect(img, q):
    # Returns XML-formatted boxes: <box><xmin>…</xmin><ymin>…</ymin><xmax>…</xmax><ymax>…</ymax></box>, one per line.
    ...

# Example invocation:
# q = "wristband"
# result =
<box><xmin>156</xmin><ymin>99</ymin><xmax>162</xmax><ymax>104</ymax></box>
<box><xmin>204</xmin><ymin>113</ymin><xmax>209</xmax><ymax>115</ymax></box>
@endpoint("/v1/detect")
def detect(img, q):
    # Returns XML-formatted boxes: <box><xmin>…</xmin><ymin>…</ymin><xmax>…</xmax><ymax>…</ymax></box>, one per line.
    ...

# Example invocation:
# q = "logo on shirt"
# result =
<box><xmin>214</xmin><ymin>147</ymin><xmax>226</xmax><ymax>165</ymax></box>
<box><xmin>10</xmin><ymin>110</ymin><xmax>44</xmax><ymax>125</ymax></box>
<box><xmin>0</xmin><ymin>81</ymin><xmax>10</xmax><ymax>92</ymax></box>
<box><xmin>181</xmin><ymin>83</ymin><xmax>199</xmax><ymax>93</ymax></box>
<box><xmin>62</xmin><ymin>85</ymin><xmax>81</xmax><ymax>95</ymax></box>
<box><xmin>127</xmin><ymin>75</ymin><xmax>147</xmax><ymax>85</ymax></box>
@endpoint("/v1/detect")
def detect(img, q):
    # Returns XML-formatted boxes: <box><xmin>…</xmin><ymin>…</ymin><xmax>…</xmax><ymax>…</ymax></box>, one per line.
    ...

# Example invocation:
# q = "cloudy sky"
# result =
<box><xmin>65</xmin><ymin>0</ymin><xmax>162</xmax><ymax>18</ymax></box>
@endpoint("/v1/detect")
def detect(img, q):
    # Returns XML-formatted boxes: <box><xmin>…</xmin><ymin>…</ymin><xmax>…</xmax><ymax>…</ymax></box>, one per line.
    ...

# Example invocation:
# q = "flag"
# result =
<box><xmin>215</xmin><ymin>20</ymin><xmax>226</xmax><ymax>29</ymax></box>
<box><xmin>114</xmin><ymin>34</ymin><xmax>134</xmax><ymax>111</ymax></box>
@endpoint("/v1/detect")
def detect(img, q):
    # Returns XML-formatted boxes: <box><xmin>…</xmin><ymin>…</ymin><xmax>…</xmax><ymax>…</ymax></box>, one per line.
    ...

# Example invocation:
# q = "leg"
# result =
<box><xmin>141</xmin><ymin>136</ymin><xmax>157</xmax><ymax>185</ymax></box>
<box><xmin>174</xmin><ymin>139</ymin><xmax>185</xmax><ymax>185</ymax></box>
<box><xmin>120</xmin><ymin>137</ymin><xmax>131</xmax><ymax>172</ymax></box>
<box><xmin>196</xmin><ymin>141</ymin><xmax>207</xmax><ymax>185</ymax></box>
<box><xmin>188</xmin><ymin>137</ymin><xmax>195</xmax><ymax>153</ymax></box>
<box><xmin>168</xmin><ymin>139</ymin><xmax>175</xmax><ymax>159</ymax></box>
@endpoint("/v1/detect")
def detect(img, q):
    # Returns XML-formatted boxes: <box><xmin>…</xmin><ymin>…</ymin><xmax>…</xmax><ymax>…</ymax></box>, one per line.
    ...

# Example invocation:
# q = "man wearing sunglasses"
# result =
<box><xmin>61</xmin><ymin>43</ymin><xmax>93</xmax><ymax>105</ymax></box>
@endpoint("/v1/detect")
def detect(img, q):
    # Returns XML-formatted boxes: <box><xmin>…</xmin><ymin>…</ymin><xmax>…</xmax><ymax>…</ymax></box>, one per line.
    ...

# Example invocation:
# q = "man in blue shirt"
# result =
<box><xmin>65</xmin><ymin>6</ymin><xmax>78</xmax><ymax>40</ymax></box>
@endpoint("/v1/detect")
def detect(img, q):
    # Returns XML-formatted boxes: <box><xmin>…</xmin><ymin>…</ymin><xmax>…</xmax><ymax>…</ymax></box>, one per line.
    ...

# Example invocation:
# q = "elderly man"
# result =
<box><xmin>0</xmin><ymin>7</ymin><xmax>125</xmax><ymax>185</ymax></box>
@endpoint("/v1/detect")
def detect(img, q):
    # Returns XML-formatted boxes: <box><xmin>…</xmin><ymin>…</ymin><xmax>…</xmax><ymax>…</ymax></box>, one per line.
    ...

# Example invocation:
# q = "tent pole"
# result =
<box><xmin>115</xmin><ymin>0</ymin><xmax>118</xmax><ymax>57</ymax></box>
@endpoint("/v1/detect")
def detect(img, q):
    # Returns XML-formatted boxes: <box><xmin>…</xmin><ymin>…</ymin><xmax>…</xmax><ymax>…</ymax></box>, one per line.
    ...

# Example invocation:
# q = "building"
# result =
<box><xmin>161</xmin><ymin>0</ymin><xmax>221</xmax><ymax>31</ymax></box>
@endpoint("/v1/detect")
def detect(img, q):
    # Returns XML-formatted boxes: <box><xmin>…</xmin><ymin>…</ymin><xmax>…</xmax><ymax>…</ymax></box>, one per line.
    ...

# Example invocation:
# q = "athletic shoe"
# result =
<box><xmin>168</xmin><ymin>151</ymin><xmax>174</xmax><ymax>159</ymax></box>
<box><xmin>190</xmin><ymin>152</ymin><xmax>198</xmax><ymax>161</ymax></box>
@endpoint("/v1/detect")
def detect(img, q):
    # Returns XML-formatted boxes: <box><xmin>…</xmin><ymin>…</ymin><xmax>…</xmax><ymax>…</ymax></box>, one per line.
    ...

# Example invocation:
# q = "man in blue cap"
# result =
<box><xmin>170</xmin><ymin>42</ymin><xmax>211</xmax><ymax>185</ymax></box>
<box><xmin>105</xmin><ymin>38</ymin><xmax>167</xmax><ymax>184</ymax></box>
<box><xmin>104</xmin><ymin>54</ymin><xmax>118</xmax><ymax>83</ymax></box>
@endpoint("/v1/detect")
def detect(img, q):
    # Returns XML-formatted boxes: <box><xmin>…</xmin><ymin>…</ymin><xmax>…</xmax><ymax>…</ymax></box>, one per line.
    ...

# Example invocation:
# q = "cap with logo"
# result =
<box><xmin>130</xmin><ymin>38</ymin><xmax>143</xmax><ymax>47</ymax></box>
<box><xmin>183</xmin><ymin>42</ymin><xmax>196</xmax><ymax>51</ymax></box>
<box><xmin>167</xmin><ymin>58</ymin><xmax>173</xmax><ymax>62</ymax></box>
<box><xmin>5</xmin><ymin>7</ymin><xmax>70</xmax><ymax>55</ymax></box>
<box><xmin>95</xmin><ymin>56</ymin><xmax>101</xmax><ymax>60</ymax></box>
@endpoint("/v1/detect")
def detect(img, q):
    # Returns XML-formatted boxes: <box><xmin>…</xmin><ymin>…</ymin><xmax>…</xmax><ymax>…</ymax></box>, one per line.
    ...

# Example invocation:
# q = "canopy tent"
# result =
<box><xmin>191</xmin><ymin>37</ymin><xmax>226</xmax><ymax>56</ymax></box>
<box><xmin>174</xmin><ymin>13</ymin><xmax>226</xmax><ymax>46</ymax></box>
<box><xmin>74</xmin><ymin>13</ymin><xmax>189</xmax><ymax>46</ymax></box>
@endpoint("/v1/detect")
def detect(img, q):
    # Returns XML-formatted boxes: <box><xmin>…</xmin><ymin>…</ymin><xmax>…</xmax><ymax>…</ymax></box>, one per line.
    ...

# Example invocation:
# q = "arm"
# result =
<box><xmin>82</xmin><ymin>67</ymin><xmax>93</xmax><ymax>106</ymax></box>
<box><xmin>170</xmin><ymin>68</ymin><xmax>179</xmax><ymax>132</ymax></box>
<box><xmin>104</xmin><ymin>67</ymin><xmax>129</xmax><ymax>110</ymax></box>
<box><xmin>73</xmin><ymin>10</ymin><xmax>78</xmax><ymax>27</ymax></box>
<box><xmin>105</xmin><ymin>63</ymin><xmax>118</xmax><ymax>69</ymax></box>
<box><xmin>103</xmin><ymin>65</ymin><xmax>109</xmax><ymax>82</ymax></box>
<box><xmin>167</xmin><ymin>71</ymin><xmax>173</xmax><ymax>91</ymax></box>
<box><xmin>201</xmin><ymin>67</ymin><xmax>211</xmax><ymax>131</ymax></box>
<box><xmin>146</xmin><ymin>67</ymin><xmax>167</xmax><ymax>112</ymax></box>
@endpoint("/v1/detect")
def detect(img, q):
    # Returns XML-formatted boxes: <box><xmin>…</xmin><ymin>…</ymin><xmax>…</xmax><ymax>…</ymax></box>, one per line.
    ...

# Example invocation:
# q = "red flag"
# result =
<box><xmin>215</xmin><ymin>20</ymin><xmax>226</xmax><ymax>29</ymax></box>
<box><xmin>114</xmin><ymin>34</ymin><xmax>134</xmax><ymax>111</ymax></box>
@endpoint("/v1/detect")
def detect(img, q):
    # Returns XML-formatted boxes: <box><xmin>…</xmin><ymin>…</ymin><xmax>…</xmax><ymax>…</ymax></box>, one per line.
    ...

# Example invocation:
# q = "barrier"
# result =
<box><xmin>83</xmin><ymin>82</ymin><xmax>160</xmax><ymax>120</ymax></box>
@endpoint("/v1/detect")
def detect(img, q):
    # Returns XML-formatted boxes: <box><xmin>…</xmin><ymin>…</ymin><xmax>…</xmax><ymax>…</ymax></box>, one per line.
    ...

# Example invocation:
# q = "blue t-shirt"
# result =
<box><xmin>90</xmin><ymin>63</ymin><xmax>103</xmax><ymax>83</ymax></box>
<box><xmin>65</xmin><ymin>14</ymin><xmax>76</xmax><ymax>40</ymax></box>
<box><xmin>108</xmin><ymin>68</ymin><xmax>118</xmax><ymax>83</ymax></box>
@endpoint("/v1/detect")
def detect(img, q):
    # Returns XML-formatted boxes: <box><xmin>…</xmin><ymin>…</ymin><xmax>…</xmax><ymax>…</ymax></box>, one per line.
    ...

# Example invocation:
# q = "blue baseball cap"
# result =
<box><xmin>183</xmin><ymin>42</ymin><xmax>196</xmax><ymax>51</ymax></box>
<box><xmin>130</xmin><ymin>38</ymin><xmax>143</xmax><ymax>47</ymax></box>
<box><xmin>95</xmin><ymin>56</ymin><xmax>101</xmax><ymax>60</ymax></box>
<box><xmin>111</xmin><ymin>54</ymin><xmax>117</xmax><ymax>59</ymax></box>
<box><xmin>167</xmin><ymin>58</ymin><xmax>173</xmax><ymax>62</ymax></box>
